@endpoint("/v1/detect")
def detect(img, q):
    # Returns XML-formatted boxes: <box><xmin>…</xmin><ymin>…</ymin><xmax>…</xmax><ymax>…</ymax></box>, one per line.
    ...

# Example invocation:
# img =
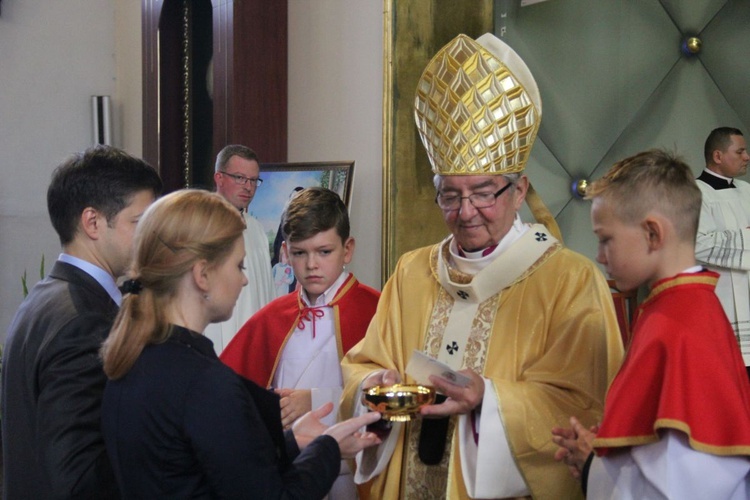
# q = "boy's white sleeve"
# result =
<box><xmin>587</xmin><ymin>430</ymin><xmax>750</xmax><ymax>499</ymax></box>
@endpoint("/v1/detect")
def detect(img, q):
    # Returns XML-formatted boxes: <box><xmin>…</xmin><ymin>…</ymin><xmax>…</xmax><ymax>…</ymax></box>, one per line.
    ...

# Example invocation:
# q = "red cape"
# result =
<box><xmin>594</xmin><ymin>271</ymin><xmax>750</xmax><ymax>456</ymax></box>
<box><xmin>220</xmin><ymin>274</ymin><xmax>379</xmax><ymax>387</ymax></box>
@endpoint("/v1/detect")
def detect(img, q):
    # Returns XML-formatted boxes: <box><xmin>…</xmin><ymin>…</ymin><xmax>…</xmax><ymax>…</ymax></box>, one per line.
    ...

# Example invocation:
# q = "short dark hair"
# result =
<box><xmin>281</xmin><ymin>187</ymin><xmax>350</xmax><ymax>243</ymax></box>
<box><xmin>214</xmin><ymin>145</ymin><xmax>259</xmax><ymax>172</ymax></box>
<box><xmin>47</xmin><ymin>145</ymin><xmax>163</xmax><ymax>245</ymax></box>
<box><xmin>704</xmin><ymin>127</ymin><xmax>744</xmax><ymax>164</ymax></box>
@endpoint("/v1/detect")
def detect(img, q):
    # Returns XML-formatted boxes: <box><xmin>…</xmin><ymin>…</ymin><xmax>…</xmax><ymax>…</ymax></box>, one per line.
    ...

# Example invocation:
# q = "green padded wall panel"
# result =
<box><xmin>499</xmin><ymin>0</ymin><xmax>750</xmax><ymax>260</ymax></box>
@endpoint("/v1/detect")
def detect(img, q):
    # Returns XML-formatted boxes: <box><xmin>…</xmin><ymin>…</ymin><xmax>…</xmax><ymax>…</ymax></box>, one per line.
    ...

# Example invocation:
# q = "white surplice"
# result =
<box><xmin>273</xmin><ymin>271</ymin><xmax>355</xmax><ymax>500</ymax></box>
<box><xmin>205</xmin><ymin>212</ymin><xmax>276</xmax><ymax>353</ymax></box>
<box><xmin>696</xmin><ymin>174</ymin><xmax>750</xmax><ymax>365</ymax></box>
<box><xmin>588</xmin><ymin>430</ymin><xmax>750</xmax><ymax>499</ymax></box>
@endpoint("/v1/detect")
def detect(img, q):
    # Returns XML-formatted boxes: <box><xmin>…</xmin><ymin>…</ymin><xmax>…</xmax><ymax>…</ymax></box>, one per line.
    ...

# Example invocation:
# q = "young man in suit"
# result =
<box><xmin>1</xmin><ymin>145</ymin><xmax>162</xmax><ymax>499</ymax></box>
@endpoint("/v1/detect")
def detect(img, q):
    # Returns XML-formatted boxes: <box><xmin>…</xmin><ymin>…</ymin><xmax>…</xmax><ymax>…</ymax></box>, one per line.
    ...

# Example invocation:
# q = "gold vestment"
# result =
<box><xmin>342</xmin><ymin>228</ymin><xmax>623</xmax><ymax>499</ymax></box>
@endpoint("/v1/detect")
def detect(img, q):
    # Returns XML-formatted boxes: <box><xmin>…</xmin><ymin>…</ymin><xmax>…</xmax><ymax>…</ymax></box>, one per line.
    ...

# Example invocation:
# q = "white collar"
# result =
<box><xmin>449</xmin><ymin>216</ymin><xmax>529</xmax><ymax>275</ymax></box>
<box><xmin>301</xmin><ymin>271</ymin><xmax>350</xmax><ymax>306</ymax></box>
<box><xmin>703</xmin><ymin>168</ymin><xmax>734</xmax><ymax>183</ymax></box>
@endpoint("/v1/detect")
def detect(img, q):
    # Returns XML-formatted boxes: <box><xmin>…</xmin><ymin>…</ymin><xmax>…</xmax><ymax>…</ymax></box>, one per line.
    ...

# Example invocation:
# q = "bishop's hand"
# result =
<box><xmin>419</xmin><ymin>369</ymin><xmax>485</xmax><ymax>417</ymax></box>
<box><xmin>361</xmin><ymin>369</ymin><xmax>401</xmax><ymax>390</ymax></box>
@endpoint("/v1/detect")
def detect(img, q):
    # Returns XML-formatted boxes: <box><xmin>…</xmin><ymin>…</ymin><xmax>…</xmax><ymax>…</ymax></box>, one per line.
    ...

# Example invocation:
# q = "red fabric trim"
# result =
<box><xmin>297</xmin><ymin>306</ymin><xmax>325</xmax><ymax>338</ymax></box>
<box><xmin>594</xmin><ymin>271</ymin><xmax>750</xmax><ymax>456</ymax></box>
<box><xmin>220</xmin><ymin>275</ymin><xmax>380</xmax><ymax>388</ymax></box>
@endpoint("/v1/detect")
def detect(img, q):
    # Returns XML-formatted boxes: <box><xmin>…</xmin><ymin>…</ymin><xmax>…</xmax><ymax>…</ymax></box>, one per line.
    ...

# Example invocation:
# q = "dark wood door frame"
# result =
<box><xmin>142</xmin><ymin>0</ymin><xmax>288</xmax><ymax>192</ymax></box>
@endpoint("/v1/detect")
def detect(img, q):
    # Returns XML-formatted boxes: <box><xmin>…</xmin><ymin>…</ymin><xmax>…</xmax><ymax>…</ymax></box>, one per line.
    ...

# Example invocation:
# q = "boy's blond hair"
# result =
<box><xmin>586</xmin><ymin>149</ymin><xmax>701</xmax><ymax>242</ymax></box>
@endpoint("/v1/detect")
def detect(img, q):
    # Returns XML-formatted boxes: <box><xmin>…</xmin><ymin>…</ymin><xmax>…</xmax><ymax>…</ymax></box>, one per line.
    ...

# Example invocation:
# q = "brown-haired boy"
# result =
<box><xmin>552</xmin><ymin>149</ymin><xmax>750</xmax><ymax>498</ymax></box>
<box><xmin>221</xmin><ymin>187</ymin><xmax>380</xmax><ymax>499</ymax></box>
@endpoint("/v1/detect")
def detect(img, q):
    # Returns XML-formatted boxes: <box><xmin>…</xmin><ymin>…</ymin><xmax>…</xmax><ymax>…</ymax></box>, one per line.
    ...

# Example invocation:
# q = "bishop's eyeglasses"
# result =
<box><xmin>220</xmin><ymin>171</ymin><xmax>264</xmax><ymax>187</ymax></box>
<box><xmin>435</xmin><ymin>182</ymin><xmax>514</xmax><ymax>211</ymax></box>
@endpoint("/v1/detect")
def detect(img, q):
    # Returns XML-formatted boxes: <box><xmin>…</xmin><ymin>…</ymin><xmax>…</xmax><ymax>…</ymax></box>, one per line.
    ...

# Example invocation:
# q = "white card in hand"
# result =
<box><xmin>405</xmin><ymin>350</ymin><xmax>471</xmax><ymax>387</ymax></box>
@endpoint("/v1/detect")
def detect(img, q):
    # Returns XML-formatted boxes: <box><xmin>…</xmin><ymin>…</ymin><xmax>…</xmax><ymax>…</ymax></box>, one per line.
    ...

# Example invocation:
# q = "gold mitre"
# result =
<box><xmin>414</xmin><ymin>33</ymin><xmax>541</xmax><ymax>176</ymax></box>
<box><xmin>414</xmin><ymin>33</ymin><xmax>563</xmax><ymax>242</ymax></box>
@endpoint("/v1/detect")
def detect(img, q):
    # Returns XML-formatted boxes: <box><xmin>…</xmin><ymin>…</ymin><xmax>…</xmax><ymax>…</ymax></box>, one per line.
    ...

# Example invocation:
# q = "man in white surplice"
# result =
<box><xmin>695</xmin><ymin>127</ymin><xmax>750</xmax><ymax>377</ymax></box>
<box><xmin>204</xmin><ymin>145</ymin><xmax>276</xmax><ymax>353</ymax></box>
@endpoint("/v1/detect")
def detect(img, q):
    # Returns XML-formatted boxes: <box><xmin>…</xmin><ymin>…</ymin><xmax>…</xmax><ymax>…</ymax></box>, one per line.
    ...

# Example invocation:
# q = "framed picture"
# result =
<box><xmin>249</xmin><ymin>161</ymin><xmax>355</xmax><ymax>265</ymax></box>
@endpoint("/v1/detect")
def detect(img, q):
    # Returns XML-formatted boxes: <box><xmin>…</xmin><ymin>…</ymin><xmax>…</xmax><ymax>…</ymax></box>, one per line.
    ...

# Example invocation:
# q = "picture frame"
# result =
<box><xmin>249</xmin><ymin>161</ymin><xmax>355</xmax><ymax>263</ymax></box>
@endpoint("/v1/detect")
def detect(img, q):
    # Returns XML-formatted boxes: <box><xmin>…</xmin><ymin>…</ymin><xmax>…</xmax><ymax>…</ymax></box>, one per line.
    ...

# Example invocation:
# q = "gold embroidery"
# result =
<box><xmin>403</xmin><ymin>246</ymin><xmax>502</xmax><ymax>499</ymax></box>
<box><xmin>403</xmin><ymin>416</ymin><xmax>457</xmax><ymax>499</ymax></box>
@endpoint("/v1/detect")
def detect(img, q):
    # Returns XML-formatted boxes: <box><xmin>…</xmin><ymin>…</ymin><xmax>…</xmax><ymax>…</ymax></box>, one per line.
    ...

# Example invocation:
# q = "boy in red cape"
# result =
<box><xmin>221</xmin><ymin>187</ymin><xmax>380</xmax><ymax>499</ymax></box>
<box><xmin>552</xmin><ymin>149</ymin><xmax>750</xmax><ymax>499</ymax></box>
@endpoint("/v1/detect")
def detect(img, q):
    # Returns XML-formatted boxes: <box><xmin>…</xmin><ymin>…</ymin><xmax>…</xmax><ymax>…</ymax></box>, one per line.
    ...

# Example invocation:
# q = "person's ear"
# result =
<box><xmin>642</xmin><ymin>216</ymin><xmax>664</xmax><ymax>250</ymax></box>
<box><xmin>192</xmin><ymin>259</ymin><xmax>211</xmax><ymax>293</ymax></box>
<box><xmin>713</xmin><ymin>149</ymin><xmax>723</xmax><ymax>165</ymax></box>
<box><xmin>343</xmin><ymin>236</ymin><xmax>355</xmax><ymax>265</ymax></box>
<box><xmin>281</xmin><ymin>241</ymin><xmax>289</xmax><ymax>263</ymax></box>
<box><xmin>214</xmin><ymin>171</ymin><xmax>224</xmax><ymax>188</ymax></box>
<box><xmin>80</xmin><ymin>207</ymin><xmax>103</xmax><ymax>240</ymax></box>
<box><xmin>512</xmin><ymin>175</ymin><xmax>529</xmax><ymax>210</ymax></box>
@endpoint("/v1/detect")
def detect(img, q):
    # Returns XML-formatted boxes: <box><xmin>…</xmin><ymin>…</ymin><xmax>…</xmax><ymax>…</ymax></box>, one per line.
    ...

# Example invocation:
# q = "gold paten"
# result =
<box><xmin>362</xmin><ymin>384</ymin><xmax>436</xmax><ymax>422</ymax></box>
<box><xmin>414</xmin><ymin>34</ymin><xmax>540</xmax><ymax>176</ymax></box>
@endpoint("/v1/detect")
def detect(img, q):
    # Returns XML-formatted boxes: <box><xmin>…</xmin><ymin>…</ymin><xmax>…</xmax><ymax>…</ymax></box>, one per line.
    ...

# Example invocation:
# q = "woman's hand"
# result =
<box><xmin>292</xmin><ymin>403</ymin><xmax>333</xmax><ymax>450</ymax></box>
<box><xmin>324</xmin><ymin>411</ymin><xmax>383</xmax><ymax>458</ymax></box>
<box><xmin>292</xmin><ymin>402</ymin><xmax>383</xmax><ymax>457</ymax></box>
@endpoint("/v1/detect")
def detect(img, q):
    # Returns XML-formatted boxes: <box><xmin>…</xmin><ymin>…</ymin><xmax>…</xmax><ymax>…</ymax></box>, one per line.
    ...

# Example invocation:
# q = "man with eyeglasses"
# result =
<box><xmin>205</xmin><ymin>144</ymin><xmax>276</xmax><ymax>353</ymax></box>
<box><xmin>341</xmin><ymin>33</ymin><xmax>623</xmax><ymax>500</ymax></box>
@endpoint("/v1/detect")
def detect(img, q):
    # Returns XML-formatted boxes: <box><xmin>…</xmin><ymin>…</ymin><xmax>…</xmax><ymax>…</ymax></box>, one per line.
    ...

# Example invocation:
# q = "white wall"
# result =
<box><xmin>0</xmin><ymin>0</ymin><xmax>121</xmax><ymax>339</ymax></box>
<box><xmin>288</xmin><ymin>0</ymin><xmax>383</xmax><ymax>290</ymax></box>
<box><xmin>114</xmin><ymin>0</ymin><xmax>143</xmax><ymax>155</ymax></box>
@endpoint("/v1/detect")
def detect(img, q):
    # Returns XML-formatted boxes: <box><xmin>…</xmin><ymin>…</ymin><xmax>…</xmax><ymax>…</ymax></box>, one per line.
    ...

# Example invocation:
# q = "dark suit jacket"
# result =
<box><xmin>1</xmin><ymin>261</ymin><xmax>120</xmax><ymax>499</ymax></box>
<box><xmin>102</xmin><ymin>326</ymin><xmax>341</xmax><ymax>499</ymax></box>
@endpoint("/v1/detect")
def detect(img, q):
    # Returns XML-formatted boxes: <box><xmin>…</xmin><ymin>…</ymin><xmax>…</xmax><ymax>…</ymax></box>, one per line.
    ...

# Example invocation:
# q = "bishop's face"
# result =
<box><xmin>437</xmin><ymin>175</ymin><xmax>527</xmax><ymax>252</ymax></box>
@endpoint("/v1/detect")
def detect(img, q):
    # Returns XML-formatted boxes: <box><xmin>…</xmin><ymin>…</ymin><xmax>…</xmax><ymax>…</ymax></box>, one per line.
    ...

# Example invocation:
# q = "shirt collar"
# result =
<box><xmin>449</xmin><ymin>215</ymin><xmax>528</xmax><ymax>275</ymax></box>
<box><xmin>301</xmin><ymin>271</ymin><xmax>350</xmax><ymax>306</ymax></box>
<box><xmin>58</xmin><ymin>253</ymin><xmax>122</xmax><ymax>306</ymax></box>
<box><xmin>682</xmin><ymin>265</ymin><xmax>703</xmax><ymax>274</ymax></box>
<box><xmin>703</xmin><ymin>168</ymin><xmax>734</xmax><ymax>183</ymax></box>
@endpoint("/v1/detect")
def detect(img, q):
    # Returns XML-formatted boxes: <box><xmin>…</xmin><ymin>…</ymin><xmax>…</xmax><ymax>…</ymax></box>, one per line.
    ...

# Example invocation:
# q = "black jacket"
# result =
<box><xmin>102</xmin><ymin>326</ymin><xmax>341</xmax><ymax>499</ymax></box>
<box><xmin>1</xmin><ymin>261</ymin><xmax>120</xmax><ymax>499</ymax></box>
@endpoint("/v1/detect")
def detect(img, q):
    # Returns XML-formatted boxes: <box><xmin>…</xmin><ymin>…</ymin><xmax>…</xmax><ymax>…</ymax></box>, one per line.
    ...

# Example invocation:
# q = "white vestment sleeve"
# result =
<box><xmin>587</xmin><ymin>430</ymin><xmax>750</xmax><ymax>500</ymax></box>
<box><xmin>695</xmin><ymin>183</ymin><xmax>750</xmax><ymax>271</ymax></box>
<box><xmin>458</xmin><ymin>379</ymin><xmax>530</xmax><ymax>498</ymax></box>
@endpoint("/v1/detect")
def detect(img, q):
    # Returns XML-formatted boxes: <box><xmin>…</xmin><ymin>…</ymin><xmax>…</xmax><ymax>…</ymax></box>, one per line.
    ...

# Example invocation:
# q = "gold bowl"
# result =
<box><xmin>362</xmin><ymin>384</ymin><xmax>436</xmax><ymax>422</ymax></box>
